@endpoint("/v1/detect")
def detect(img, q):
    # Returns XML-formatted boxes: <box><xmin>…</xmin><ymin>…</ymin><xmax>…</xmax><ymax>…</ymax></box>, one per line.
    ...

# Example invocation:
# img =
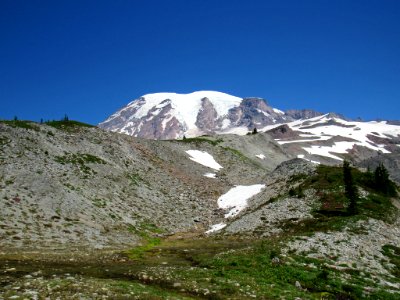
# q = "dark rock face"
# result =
<box><xmin>387</xmin><ymin>120</ymin><xmax>400</xmax><ymax>126</ymax></box>
<box><xmin>299</xmin><ymin>119</ymin><xmax>356</xmax><ymax>130</ymax></box>
<box><xmin>195</xmin><ymin>98</ymin><xmax>219</xmax><ymax>134</ymax></box>
<box><xmin>99</xmin><ymin>99</ymin><xmax>184</xmax><ymax>139</ymax></box>
<box><xmin>284</xmin><ymin>109</ymin><xmax>323</xmax><ymax>120</ymax></box>
<box><xmin>265</xmin><ymin>124</ymin><xmax>299</xmax><ymax>139</ymax></box>
<box><xmin>227</xmin><ymin>98</ymin><xmax>289</xmax><ymax>129</ymax></box>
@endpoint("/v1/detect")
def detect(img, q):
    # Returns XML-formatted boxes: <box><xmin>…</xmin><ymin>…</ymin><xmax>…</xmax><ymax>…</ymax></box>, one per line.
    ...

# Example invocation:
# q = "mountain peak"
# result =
<box><xmin>99</xmin><ymin>91</ymin><xmax>320</xmax><ymax>139</ymax></box>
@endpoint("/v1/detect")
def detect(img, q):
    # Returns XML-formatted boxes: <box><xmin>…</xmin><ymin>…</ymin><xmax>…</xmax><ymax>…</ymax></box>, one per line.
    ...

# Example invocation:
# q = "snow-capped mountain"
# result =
<box><xmin>98</xmin><ymin>91</ymin><xmax>316</xmax><ymax>139</ymax></box>
<box><xmin>263</xmin><ymin>114</ymin><xmax>400</xmax><ymax>165</ymax></box>
<box><xmin>99</xmin><ymin>91</ymin><xmax>400</xmax><ymax>169</ymax></box>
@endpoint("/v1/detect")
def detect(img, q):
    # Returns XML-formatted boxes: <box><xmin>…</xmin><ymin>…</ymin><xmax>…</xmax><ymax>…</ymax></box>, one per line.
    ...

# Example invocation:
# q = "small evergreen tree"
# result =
<box><xmin>374</xmin><ymin>163</ymin><xmax>395</xmax><ymax>196</ymax></box>
<box><xmin>252</xmin><ymin>127</ymin><xmax>258</xmax><ymax>134</ymax></box>
<box><xmin>63</xmin><ymin>114</ymin><xmax>69</xmax><ymax>122</ymax></box>
<box><xmin>343</xmin><ymin>160</ymin><xmax>357</xmax><ymax>215</ymax></box>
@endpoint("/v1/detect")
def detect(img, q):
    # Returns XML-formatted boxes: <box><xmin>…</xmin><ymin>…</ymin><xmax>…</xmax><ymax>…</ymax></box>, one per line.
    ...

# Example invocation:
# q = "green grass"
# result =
<box><xmin>55</xmin><ymin>153</ymin><xmax>106</xmax><ymax>165</ymax></box>
<box><xmin>381</xmin><ymin>244</ymin><xmax>400</xmax><ymax>279</ymax></box>
<box><xmin>45</xmin><ymin>120</ymin><xmax>94</xmax><ymax>130</ymax></box>
<box><xmin>177</xmin><ymin>136</ymin><xmax>223</xmax><ymax>146</ymax></box>
<box><xmin>127</xmin><ymin>221</ymin><xmax>164</xmax><ymax>259</ymax></box>
<box><xmin>300</xmin><ymin>165</ymin><xmax>398</xmax><ymax>223</ymax></box>
<box><xmin>92</xmin><ymin>198</ymin><xmax>107</xmax><ymax>208</ymax></box>
<box><xmin>111</xmin><ymin>280</ymin><xmax>194</xmax><ymax>299</ymax></box>
<box><xmin>55</xmin><ymin>153</ymin><xmax>106</xmax><ymax>176</ymax></box>
<box><xmin>130</xmin><ymin>237</ymin><xmax>398</xmax><ymax>299</ymax></box>
<box><xmin>0</xmin><ymin>136</ymin><xmax>10</xmax><ymax>147</ymax></box>
<box><xmin>128</xmin><ymin>173</ymin><xmax>143</xmax><ymax>186</ymax></box>
<box><xmin>222</xmin><ymin>146</ymin><xmax>246</xmax><ymax>160</ymax></box>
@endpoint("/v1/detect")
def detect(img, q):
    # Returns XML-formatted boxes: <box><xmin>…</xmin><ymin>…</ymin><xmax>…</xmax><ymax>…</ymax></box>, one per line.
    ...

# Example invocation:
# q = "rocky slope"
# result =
<box><xmin>1</xmin><ymin>120</ymin><xmax>400</xmax><ymax>299</ymax></box>
<box><xmin>0</xmin><ymin>120</ymin><xmax>292</xmax><ymax>250</ymax></box>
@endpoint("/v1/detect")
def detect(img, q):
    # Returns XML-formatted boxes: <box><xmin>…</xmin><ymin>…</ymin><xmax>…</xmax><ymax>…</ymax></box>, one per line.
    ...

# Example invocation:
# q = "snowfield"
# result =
<box><xmin>218</xmin><ymin>185</ymin><xmax>265</xmax><ymax>218</ymax></box>
<box><xmin>205</xmin><ymin>223</ymin><xmax>227</xmax><ymax>234</ymax></box>
<box><xmin>274</xmin><ymin>114</ymin><xmax>400</xmax><ymax>161</ymax></box>
<box><xmin>185</xmin><ymin>150</ymin><xmax>223</xmax><ymax>171</ymax></box>
<box><xmin>204</xmin><ymin>173</ymin><xmax>217</xmax><ymax>178</ymax></box>
<box><xmin>128</xmin><ymin>91</ymin><xmax>242</xmax><ymax>135</ymax></box>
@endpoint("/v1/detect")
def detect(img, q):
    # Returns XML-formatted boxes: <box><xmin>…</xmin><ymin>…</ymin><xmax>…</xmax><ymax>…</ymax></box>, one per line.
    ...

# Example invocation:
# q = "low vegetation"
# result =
<box><xmin>45</xmin><ymin>120</ymin><xmax>94</xmax><ymax>130</ymax></box>
<box><xmin>126</xmin><ymin>221</ymin><xmax>164</xmax><ymax>259</ymax></box>
<box><xmin>178</xmin><ymin>136</ymin><xmax>223</xmax><ymax>146</ymax></box>
<box><xmin>55</xmin><ymin>152</ymin><xmax>106</xmax><ymax>176</ymax></box>
<box><xmin>0</xmin><ymin>120</ymin><xmax>39</xmax><ymax>131</ymax></box>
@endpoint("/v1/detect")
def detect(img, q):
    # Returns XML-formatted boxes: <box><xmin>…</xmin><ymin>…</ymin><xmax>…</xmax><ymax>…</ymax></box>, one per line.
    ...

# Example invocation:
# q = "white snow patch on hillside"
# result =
<box><xmin>302</xmin><ymin>142</ymin><xmax>360</xmax><ymax>161</ymax></box>
<box><xmin>273</xmin><ymin>108</ymin><xmax>285</xmax><ymax>115</ymax></box>
<box><xmin>218</xmin><ymin>185</ymin><xmax>265</xmax><ymax>218</ymax></box>
<box><xmin>256</xmin><ymin>109</ymin><xmax>270</xmax><ymax>117</ymax></box>
<box><xmin>161</xmin><ymin>114</ymin><xmax>174</xmax><ymax>130</ymax></box>
<box><xmin>205</xmin><ymin>223</ymin><xmax>226</xmax><ymax>234</ymax></box>
<box><xmin>221</xmin><ymin>119</ymin><xmax>231</xmax><ymax>129</ymax></box>
<box><xmin>186</xmin><ymin>150</ymin><xmax>223</xmax><ymax>170</ymax></box>
<box><xmin>218</xmin><ymin>126</ymin><xmax>249</xmax><ymax>135</ymax></box>
<box><xmin>204</xmin><ymin>173</ymin><xmax>217</xmax><ymax>178</ymax></box>
<box><xmin>259</xmin><ymin>123</ymin><xmax>284</xmax><ymax>132</ymax></box>
<box><xmin>255</xmin><ymin>154</ymin><xmax>265</xmax><ymax>159</ymax></box>
<box><xmin>297</xmin><ymin>154</ymin><xmax>320</xmax><ymax>164</ymax></box>
<box><xmin>277</xmin><ymin>136</ymin><xmax>332</xmax><ymax>144</ymax></box>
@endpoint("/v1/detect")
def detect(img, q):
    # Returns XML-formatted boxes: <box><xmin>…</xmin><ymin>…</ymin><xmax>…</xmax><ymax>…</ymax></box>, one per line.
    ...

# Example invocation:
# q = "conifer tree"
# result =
<box><xmin>343</xmin><ymin>160</ymin><xmax>357</xmax><ymax>215</ymax></box>
<box><xmin>374</xmin><ymin>163</ymin><xmax>395</xmax><ymax>196</ymax></box>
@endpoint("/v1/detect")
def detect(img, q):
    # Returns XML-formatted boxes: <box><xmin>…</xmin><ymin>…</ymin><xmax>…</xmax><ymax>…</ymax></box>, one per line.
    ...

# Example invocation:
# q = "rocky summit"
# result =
<box><xmin>1</xmin><ymin>114</ymin><xmax>400</xmax><ymax>299</ymax></box>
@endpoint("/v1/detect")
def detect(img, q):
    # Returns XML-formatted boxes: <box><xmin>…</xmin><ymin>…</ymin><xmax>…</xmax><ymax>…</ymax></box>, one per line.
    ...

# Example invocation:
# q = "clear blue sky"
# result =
<box><xmin>1</xmin><ymin>0</ymin><xmax>399</xmax><ymax>124</ymax></box>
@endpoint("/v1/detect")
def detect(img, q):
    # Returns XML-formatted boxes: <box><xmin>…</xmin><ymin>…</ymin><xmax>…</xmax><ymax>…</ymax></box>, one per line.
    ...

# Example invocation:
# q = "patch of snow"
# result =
<box><xmin>273</xmin><ymin>108</ymin><xmax>285</xmax><ymax>115</ymax></box>
<box><xmin>255</xmin><ymin>154</ymin><xmax>265</xmax><ymax>160</ymax></box>
<box><xmin>256</xmin><ymin>109</ymin><xmax>270</xmax><ymax>117</ymax></box>
<box><xmin>303</xmin><ymin>140</ymin><xmax>391</xmax><ymax>161</ymax></box>
<box><xmin>155</xmin><ymin>100</ymin><xmax>171</xmax><ymax>109</ymax></box>
<box><xmin>218</xmin><ymin>185</ymin><xmax>265</xmax><ymax>218</ymax></box>
<box><xmin>221</xmin><ymin>118</ymin><xmax>231</xmax><ymax>129</ymax></box>
<box><xmin>297</xmin><ymin>154</ymin><xmax>320</xmax><ymax>164</ymax></box>
<box><xmin>259</xmin><ymin>123</ymin><xmax>284</xmax><ymax>132</ymax></box>
<box><xmin>186</xmin><ymin>150</ymin><xmax>223</xmax><ymax>171</ymax></box>
<box><xmin>204</xmin><ymin>173</ymin><xmax>216</xmax><ymax>178</ymax></box>
<box><xmin>299</xmin><ymin>133</ymin><xmax>317</xmax><ymax>137</ymax></box>
<box><xmin>218</xmin><ymin>126</ymin><xmax>249</xmax><ymax>135</ymax></box>
<box><xmin>277</xmin><ymin>136</ymin><xmax>332</xmax><ymax>144</ymax></box>
<box><xmin>161</xmin><ymin>114</ymin><xmax>174</xmax><ymax>131</ymax></box>
<box><xmin>205</xmin><ymin>223</ymin><xmax>226</xmax><ymax>234</ymax></box>
<box><xmin>150</xmin><ymin>108</ymin><xmax>162</xmax><ymax>116</ymax></box>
